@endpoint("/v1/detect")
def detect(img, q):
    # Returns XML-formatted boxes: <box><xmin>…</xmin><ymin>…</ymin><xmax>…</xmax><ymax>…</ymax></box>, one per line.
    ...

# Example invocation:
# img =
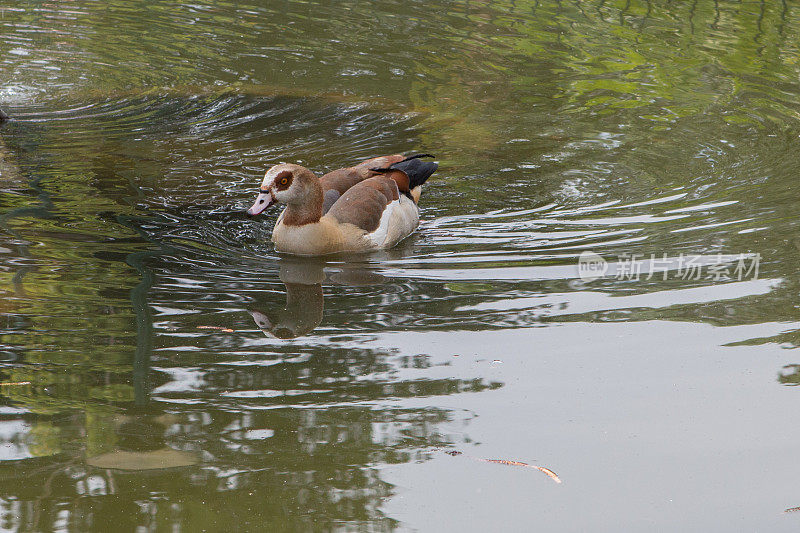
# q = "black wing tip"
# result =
<box><xmin>390</xmin><ymin>158</ymin><xmax>438</xmax><ymax>188</ymax></box>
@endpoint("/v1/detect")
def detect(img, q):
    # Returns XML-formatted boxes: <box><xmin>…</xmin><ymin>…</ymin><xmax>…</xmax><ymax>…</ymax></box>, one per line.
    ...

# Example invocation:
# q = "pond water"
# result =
<box><xmin>2</xmin><ymin>0</ymin><xmax>800</xmax><ymax>530</ymax></box>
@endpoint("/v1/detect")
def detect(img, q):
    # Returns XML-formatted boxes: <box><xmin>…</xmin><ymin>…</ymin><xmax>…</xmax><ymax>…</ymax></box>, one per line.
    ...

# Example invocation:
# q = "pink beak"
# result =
<box><xmin>247</xmin><ymin>191</ymin><xmax>275</xmax><ymax>216</ymax></box>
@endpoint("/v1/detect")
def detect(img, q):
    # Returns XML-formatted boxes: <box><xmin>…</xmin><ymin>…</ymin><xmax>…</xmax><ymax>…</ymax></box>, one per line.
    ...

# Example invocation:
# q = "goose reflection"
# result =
<box><xmin>248</xmin><ymin>259</ymin><xmax>385</xmax><ymax>339</ymax></box>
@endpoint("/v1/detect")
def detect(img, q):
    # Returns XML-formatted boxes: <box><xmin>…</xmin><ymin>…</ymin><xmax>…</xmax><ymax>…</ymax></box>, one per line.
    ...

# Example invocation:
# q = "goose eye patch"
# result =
<box><xmin>274</xmin><ymin>171</ymin><xmax>293</xmax><ymax>190</ymax></box>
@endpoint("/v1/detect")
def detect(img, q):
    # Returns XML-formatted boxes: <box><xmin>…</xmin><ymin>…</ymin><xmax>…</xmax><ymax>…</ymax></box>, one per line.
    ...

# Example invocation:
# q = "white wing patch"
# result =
<box><xmin>366</xmin><ymin>195</ymin><xmax>420</xmax><ymax>248</ymax></box>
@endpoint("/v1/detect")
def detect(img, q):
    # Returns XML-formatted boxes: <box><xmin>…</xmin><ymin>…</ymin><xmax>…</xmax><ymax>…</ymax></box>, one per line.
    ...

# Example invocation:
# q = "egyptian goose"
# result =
<box><xmin>246</xmin><ymin>154</ymin><xmax>438</xmax><ymax>255</ymax></box>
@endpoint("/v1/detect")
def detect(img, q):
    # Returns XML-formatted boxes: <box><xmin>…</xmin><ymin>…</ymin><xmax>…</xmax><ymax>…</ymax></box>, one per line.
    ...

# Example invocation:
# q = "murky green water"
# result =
<box><xmin>2</xmin><ymin>0</ymin><xmax>800</xmax><ymax>530</ymax></box>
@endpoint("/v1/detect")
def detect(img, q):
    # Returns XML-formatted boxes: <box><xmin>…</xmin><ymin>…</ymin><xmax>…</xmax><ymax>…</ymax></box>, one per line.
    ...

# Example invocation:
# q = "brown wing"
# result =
<box><xmin>352</xmin><ymin>154</ymin><xmax>406</xmax><ymax>173</ymax></box>
<box><xmin>319</xmin><ymin>154</ymin><xmax>405</xmax><ymax>196</ymax></box>
<box><xmin>326</xmin><ymin>176</ymin><xmax>400</xmax><ymax>233</ymax></box>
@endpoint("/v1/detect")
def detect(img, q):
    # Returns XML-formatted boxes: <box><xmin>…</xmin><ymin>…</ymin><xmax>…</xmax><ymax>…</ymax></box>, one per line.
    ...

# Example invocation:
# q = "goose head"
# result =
<box><xmin>247</xmin><ymin>163</ymin><xmax>320</xmax><ymax>216</ymax></box>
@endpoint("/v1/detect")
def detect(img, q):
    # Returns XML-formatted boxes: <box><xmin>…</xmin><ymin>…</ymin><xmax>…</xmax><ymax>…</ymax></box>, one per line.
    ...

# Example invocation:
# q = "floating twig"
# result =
<box><xmin>443</xmin><ymin>450</ymin><xmax>561</xmax><ymax>483</ymax></box>
<box><xmin>482</xmin><ymin>459</ymin><xmax>562</xmax><ymax>483</ymax></box>
<box><xmin>0</xmin><ymin>381</ymin><xmax>31</xmax><ymax>387</ymax></box>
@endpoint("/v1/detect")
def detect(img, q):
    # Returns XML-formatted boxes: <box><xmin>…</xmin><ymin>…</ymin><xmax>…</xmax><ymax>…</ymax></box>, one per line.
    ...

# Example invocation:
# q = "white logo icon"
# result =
<box><xmin>577</xmin><ymin>251</ymin><xmax>608</xmax><ymax>281</ymax></box>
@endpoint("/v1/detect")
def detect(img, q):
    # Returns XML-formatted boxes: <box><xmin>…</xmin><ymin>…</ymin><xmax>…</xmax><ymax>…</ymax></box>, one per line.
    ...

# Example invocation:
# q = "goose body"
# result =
<box><xmin>247</xmin><ymin>154</ymin><xmax>438</xmax><ymax>256</ymax></box>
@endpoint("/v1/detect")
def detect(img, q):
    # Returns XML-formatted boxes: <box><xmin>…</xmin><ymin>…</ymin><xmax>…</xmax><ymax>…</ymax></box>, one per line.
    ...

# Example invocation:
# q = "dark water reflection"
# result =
<box><xmin>4</xmin><ymin>0</ymin><xmax>800</xmax><ymax>530</ymax></box>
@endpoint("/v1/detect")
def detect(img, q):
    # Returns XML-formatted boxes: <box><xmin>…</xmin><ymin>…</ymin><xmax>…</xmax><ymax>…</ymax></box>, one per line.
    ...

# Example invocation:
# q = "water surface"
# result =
<box><xmin>3</xmin><ymin>0</ymin><xmax>800</xmax><ymax>530</ymax></box>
